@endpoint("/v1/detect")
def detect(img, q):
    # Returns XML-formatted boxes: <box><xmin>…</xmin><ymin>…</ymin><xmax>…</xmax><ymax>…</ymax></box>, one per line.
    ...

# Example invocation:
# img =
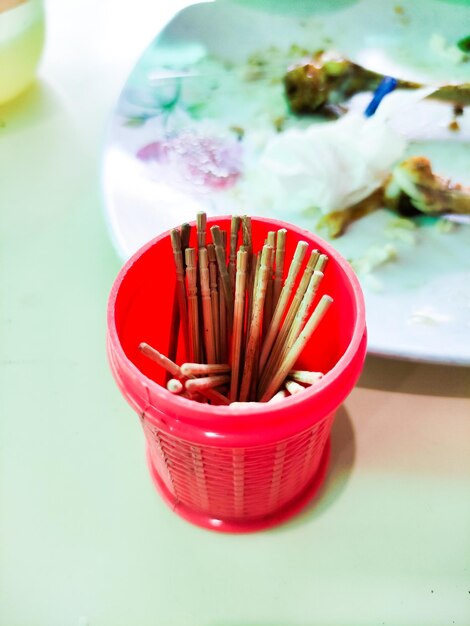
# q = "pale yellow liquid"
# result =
<box><xmin>0</xmin><ymin>1</ymin><xmax>45</xmax><ymax>105</ymax></box>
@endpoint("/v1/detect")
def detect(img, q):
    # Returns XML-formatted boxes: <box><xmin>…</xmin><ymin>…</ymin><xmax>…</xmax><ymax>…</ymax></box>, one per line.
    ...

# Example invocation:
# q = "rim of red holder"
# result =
<box><xmin>146</xmin><ymin>437</ymin><xmax>331</xmax><ymax>533</ymax></box>
<box><xmin>107</xmin><ymin>216</ymin><xmax>367</xmax><ymax>445</ymax></box>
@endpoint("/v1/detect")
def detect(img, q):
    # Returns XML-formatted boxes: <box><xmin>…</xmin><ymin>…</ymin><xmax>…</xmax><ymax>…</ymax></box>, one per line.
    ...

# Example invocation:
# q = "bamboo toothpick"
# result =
<box><xmin>198</xmin><ymin>248</ymin><xmax>216</xmax><ymax>364</ymax></box>
<box><xmin>170</xmin><ymin>229</ymin><xmax>190</xmax><ymax>359</ymax></box>
<box><xmin>315</xmin><ymin>253</ymin><xmax>328</xmax><ymax>272</ymax></box>
<box><xmin>245</xmin><ymin>251</ymin><xmax>258</xmax><ymax>340</ymax></box>
<box><xmin>251</xmin><ymin>253</ymin><xmax>262</xmax><ymax>310</ymax></box>
<box><xmin>239</xmin><ymin>244</ymin><xmax>273</xmax><ymax>402</ymax></box>
<box><xmin>211</xmin><ymin>226</ymin><xmax>234</xmax><ymax>331</ymax></box>
<box><xmin>248</xmin><ymin>253</ymin><xmax>262</xmax><ymax>401</ymax></box>
<box><xmin>229</xmin><ymin>215</ymin><xmax>241</xmax><ymax>295</ymax></box>
<box><xmin>258</xmin><ymin>249</ymin><xmax>320</xmax><ymax>391</ymax></box>
<box><xmin>285</xmin><ymin>249</ymin><xmax>320</xmax><ymax>325</ymax></box>
<box><xmin>263</xmin><ymin>231</ymin><xmax>276</xmax><ymax>335</ymax></box>
<box><xmin>273</xmin><ymin>229</ymin><xmax>287</xmax><ymax>309</ymax></box>
<box><xmin>253</xmin><ymin>242</ymin><xmax>274</xmax><ymax>398</ymax></box>
<box><xmin>167</xmin><ymin>223</ymin><xmax>190</xmax><ymax>373</ymax></box>
<box><xmin>285</xmin><ymin>270</ymin><xmax>325</xmax><ymax>349</ymax></box>
<box><xmin>181</xmin><ymin>223</ymin><xmax>191</xmax><ymax>248</ymax></box>
<box><xmin>195</xmin><ymin>214</ymin><xmax>206</xmax><ymax>362</ymax></box>
<box><xmin>289</xmin><ymin>370</ymin><xmax>324</xmax><ymax>385</ymax></box>
<box><xmin>284</xmin><ymin>379</ymin><xmax>306</xmax><ymax>395</ymax></box>
<box><xmin>219</xmin><ymin>275</ymin><xmax>227</xmax><ymax>364</ymax></box>
<box><xmin>185</xmin><ymin>248</ymin><xmax>200</xmax><ymax>362</ymax></box>
<box><xmin>139</xmin><ymin>342</ymin><xmax>182</xmax><ymax>379</ymax></box>
<box><xmin>167</xmin><ymin>378</ymin><xmax>184</xmax><ymax>394</ymax></box>
<box><xmin>207</xmin><ymin>244</ymin><xmax>220</xmax><ymax>363</ymax></box>
<box><xmin>241</xmin><ymin>216</ymin><xmax>253</xmax><ymax>262</ymax></box>
<box><xmin>185</xmin><ymin>375</ymin><xmax>230</xmax><ymax>392</ymax></box>
<box><xmin>267</xmin><ymin>389</ymin><xmax>289</xmax><ymax>403</ymax></box>
<box><xmin>140</xmin><ymin>343</ymin><xmax>231</xmax><ymax>405</ymax></box>
<box><xmin>230</xmin><ymin>248</ymin><xmax>248</xmax><ymax>401</ymax></box>
<box><xmin>218</xmin><ymin>231</ymin><xmax>229</xmax><ymax>363</ymax></box>
<box><xmin>259</xmin><ymin>295</ymin><xmax>333</xmax><ymax>402</ymax></box>
<box><xmin>199</xmin><ymin>387</ymin><xmax>231</xmax><ymax>405</ymax></box>
<box><xmin>258</xmin><ymin>270</ymin><xmax>324</xmax><ymax>397</ymax></box>
<box><xmin>265</xmin><ymin>231</ymin><xmax>275</xmax><ymax>246</ymax></box>
<box><xmin>196</xmin><ymin>212</ymin><xmax>207</xmax><ymax>249</ymax></box>
<box><xmin>181</xmin><ymin>362</ymin><xmax>230</xmax><ymax>377</ymax></box>
<box><xmin>258</xmin><ymin>240</ymin><xmax>309</xmax><ymax>374</ymax></box>
<box><xmin>241</xmin><ymin>215</ymin><xmax>253</xmax><ymax>317</ymax></box>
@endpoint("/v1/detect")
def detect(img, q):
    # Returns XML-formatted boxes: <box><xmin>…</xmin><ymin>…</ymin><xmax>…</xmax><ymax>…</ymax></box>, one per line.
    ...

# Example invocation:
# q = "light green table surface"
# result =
<box><xmin>1</xmin><ymin>1</ymin><xmax>470</xmax><ymax>625</ymax></box>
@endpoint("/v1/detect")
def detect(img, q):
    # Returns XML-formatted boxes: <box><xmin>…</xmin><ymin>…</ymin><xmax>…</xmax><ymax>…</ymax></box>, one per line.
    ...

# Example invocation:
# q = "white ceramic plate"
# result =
<box><xmin>102</xmin><ymin>0</ymin><xmax>470</xmax><ymax>365</ymax></box>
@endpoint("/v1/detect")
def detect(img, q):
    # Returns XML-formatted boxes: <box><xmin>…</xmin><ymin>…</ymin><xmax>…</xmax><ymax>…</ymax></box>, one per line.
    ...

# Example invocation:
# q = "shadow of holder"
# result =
<box><xmin>0</xmin><ymin>80</ymin><xmax>64</xmax><ymax>132</ymax></box>
<box><xmin>274</xmin><ymin>404</ymin><xmax>356</xmax><ymax>531</ymax></box>
<box><xmin>358</xmin><ymin>354</ymin><xmax>470</xmax><ymax>399</ymax></box>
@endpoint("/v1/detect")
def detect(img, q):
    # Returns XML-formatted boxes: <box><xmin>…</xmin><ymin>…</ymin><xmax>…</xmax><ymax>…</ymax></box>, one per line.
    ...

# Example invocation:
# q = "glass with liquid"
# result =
<box><xmin>0</xmin><ymin>0</ymin><xmax>45</xmax><ymax>105</ymax></box>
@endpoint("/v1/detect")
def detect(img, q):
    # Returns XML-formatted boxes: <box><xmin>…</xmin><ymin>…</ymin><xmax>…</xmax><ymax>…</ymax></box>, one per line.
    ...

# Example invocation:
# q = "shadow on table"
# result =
<box><xmin>357</xmin><ymin>354</ymin><xmax>470</xmax><ymax>399</ymax></box>
<box><xmin>0</xmin><ymin>79</ymin><xmax>67</xmax><ymax>134</ymax></box>
<box><xmin>274</xmin><ymin>404</ymin><xmax>356</xmax><ymax>531</ymax></box>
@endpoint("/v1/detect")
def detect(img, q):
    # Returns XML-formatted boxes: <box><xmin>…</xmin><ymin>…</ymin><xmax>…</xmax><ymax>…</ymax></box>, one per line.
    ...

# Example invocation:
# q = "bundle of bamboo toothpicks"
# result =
<box><xmin>139</xmin><ymin>213</ymin><xmax>334</xmax><ymax>405</ymax></box>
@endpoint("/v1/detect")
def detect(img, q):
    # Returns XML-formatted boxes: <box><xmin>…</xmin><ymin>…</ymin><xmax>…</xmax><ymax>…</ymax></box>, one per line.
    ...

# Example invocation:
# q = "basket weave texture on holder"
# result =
<box><xmin>143</xmin><ymin>411</ymin><xmax>333</xmax><ymax>522</ymax></box>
